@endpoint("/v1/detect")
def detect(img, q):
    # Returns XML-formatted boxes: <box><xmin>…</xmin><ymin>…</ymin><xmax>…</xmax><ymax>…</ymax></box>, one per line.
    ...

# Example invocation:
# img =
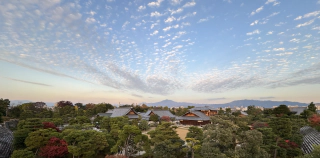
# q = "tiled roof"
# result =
<box><xmin>0</xmin><ymin>127</ymin><xmax>13</xmax><ymax>158</ymax></box>
<box><xmin>177</xmin><ymin>111</ymin><xmax>210</xmax><ymax>121</ymax></box>
<box><xmin>144</xmin><ymin>109</ymin><xmax>176</xmax><ymax>118</ymax></box>
<box><xmin>300</xmin><ymin>126</ymin><xmax>320</xmax><ymax>154</ymax></box>
<box><xmin>97</xmin><ymin>113</ymin><xmax>112</xmax><ymax>117</ymax></box>
<box><xmin>110</xmin><ymin>108</ymin><xmax>133</xmax><ymax>117</ymax></box>
<box><xmin>190</xmin><ymin>106</ymin><xmax>217</xmax><ymax>111</ymax></box>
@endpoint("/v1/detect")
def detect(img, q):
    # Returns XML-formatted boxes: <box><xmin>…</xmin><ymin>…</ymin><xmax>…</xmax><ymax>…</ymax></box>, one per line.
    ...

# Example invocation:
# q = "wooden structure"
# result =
<box><xmin>177</xmin><ymin>111</ymin><xmax>211</xmax><ymax>126</ymax></box>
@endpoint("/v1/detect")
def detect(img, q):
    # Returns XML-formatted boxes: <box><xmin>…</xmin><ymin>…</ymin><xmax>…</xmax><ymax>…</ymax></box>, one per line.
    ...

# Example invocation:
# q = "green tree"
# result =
<box><xmin>149</xmin><ymin>114</ymin><xmax>159</xmax><ymax>123</ymax></box>
<box><xmin>11</xmin><ymin>149</ymin><xmax>34</xmax><ymax>158</ymax></box>
<box><xmin>257</xmin><ymin>128</ymin><xmax>277</xmax><ymax>156</ymax></box>
<box><xmin>236</xmin><ymin>130</ymin><xmax>269</xmax><ymax>158</ymax></box>
<box><xmin>301</xmin><ymin>144</ymin><xmax>320</xmax><ymax>158</ymax></box>
<box><xmin>75</xmin><ymin>102</ymin><xmax>85</xmax><ymax>110</ymax></box>
<box><xmin>138</xmin><ymin>119</ymin><xmax>150</xmax><ymax>131</ymax></box>
<box><xmin>269</xmin><ymin>117</ymin><xmax>292</xmax><ymax>139</ymax></box>
<box><xmin>186</xmin><ymin>126</ymin><xmax>203</xmax><ymax>141</ymax></box>
<box><xmin>201</xmin><ymin>116</ymin><xmax>239</xmax><ymax>157</ymax></box>
<box><xmin>25</xmin><ymin>128</ymin><xmax>60</xmax><ymax>155</ymax></box>
<box><xmin>111</xmin><ymin>125</ymin><xmax>149</xmax><ymax>157</ymax></box>
<box><xmin>8</xmin><ymin>105</ymin><xmax>22</xmax><ymax>118</ymax></box>
<box><xmin>308</xmin><ymin>102</ymin><xmax>317</xmax><ymax>113</ymax></box>
<box><xmin>300</xmin><ymin>109</ymin><xmax>314</xmax><ymax>119</ymax></box>
<box><xmin>273</xmin><ymin>105</ymin><xmax>291</xmax><ymax>116</ymax></box>
<box><xmin>69</xmin><ymin>116</ymin><xmax>91</xmax><ymax>125</ymax></box>
<box><xmin>148</xmin><ymin>122</ymin><xmax>184</xmax><ymax>158</ymax></box>
<box><xmin>185</xmin><ymin>138</ymin><xmax>201</xmax><ymax>158</ymax></box>
<box><xmin>0</xmin><ymin>98</ymin><xmax>10</xmax><ymax>116</ymax></box>
<box><xmin>218</xmin><ymin>107</ymin><xmax>224</xmax><ymax>115</ymax></box>
<box><xmin>13</xmin><ymin>129</ymin><xmax>30</xmax><ymax>149</ymax></box>
<box><xmin>63</xmin><ymin>129</ymin><xmax>109</xmax><ymax>158</ymax></box>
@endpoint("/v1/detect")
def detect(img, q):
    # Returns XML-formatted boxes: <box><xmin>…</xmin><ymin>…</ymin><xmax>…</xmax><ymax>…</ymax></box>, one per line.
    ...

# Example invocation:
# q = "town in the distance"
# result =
<box><xmin>1</xmin><ymin>98</ymin><xmax>320</xmax><ymax>158</ymax></box>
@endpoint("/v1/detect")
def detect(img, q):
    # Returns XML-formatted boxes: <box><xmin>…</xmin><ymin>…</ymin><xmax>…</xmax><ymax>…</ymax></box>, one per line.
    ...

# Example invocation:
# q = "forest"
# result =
<box><xmin>1</xmin><ymin>98</ymin><xmax>320</xmax><ymax>158</ymax></box>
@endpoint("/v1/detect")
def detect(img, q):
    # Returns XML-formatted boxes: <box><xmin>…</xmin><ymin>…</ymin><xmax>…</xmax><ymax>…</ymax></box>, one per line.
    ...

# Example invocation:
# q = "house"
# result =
<box><xmin>190</xmin><ymin>106</ymin><xmax>218</xmax><ymax>116</ymax></box>
<box><xmin>177</xmin><ymin>111</ymin><xmax>211</xmax><ymax>126</ymax></box>
<box><xmin>97</xmin><ymin>107</ymin><xmax>139</xmax><ymax>119</ymax></box>
<box><xmin>142</xmin><ymin>109</ymin><xmax>176</xmax><ymax>121</ymax></box>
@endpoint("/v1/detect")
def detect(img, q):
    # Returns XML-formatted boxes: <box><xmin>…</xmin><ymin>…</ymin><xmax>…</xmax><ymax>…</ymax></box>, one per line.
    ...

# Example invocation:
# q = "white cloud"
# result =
<box><xmin>265</xmin><ymin>0</ymin><xmax>279</xmax><ymax>6</ymax></box>
<box><xmin>173</xmin><ymin>45</ymin><xmax>183</xmax><ymax>49</ymax></box>
<box><xmin>148</xmin><ymin>0</ymin><xmax>163</xmax><ymax>7</ymax></box>
<box><xmin>165</xmin><ymin>16</ymin><xmax>176</xmax><ymax>23</ymax></box>
<box><xmin>150</xmin><ymin>23</ymin><xmax>157</xmax><ymax>29</ymax></box>
<box><xmin>304</xmin><ymin>10</ymin><xmax>320</xmax><ymax>18</ymax></box>
<box><xmin>312</xmin><ymin>26</ymin><xmax>320</xmax><ymax>30</ymax></box>
<box><xmin>295</xmin><ymin>11</ymin><xmax>320</xmax><ymax>20</ymax></box>
<box><xmin>85</xmin><ymin>17</ymin><xmax>96</xmax><ymax>23</ymax></box>
<box><xmin>170</xmin><ymin>0</ymin><xmax>183</xmax><ymax>5</ymax></box>
<box><xmin>150</xmin><ymin>30</ymin><xmax>159</xmax><ymax>36</ymax></box>
<box><xmin>266</xmin><ymin>31</ymin><xmax>273</xmax><ymax>35</ymax></box>
<box><xmin>266</xmin><ymin>12</ymin><xmax>280</xmax><ymax>18</ymax></box>
<box><xmin>137</xmin><ymin>5</ymin><xmax>146</xmax><ymax>11</ymax></box>
<box><xmin>163</xmin><ymin>42</ymin><xmax>172</xmax><ymax>47</ymax></box>
<box><xmin>151</xmin><ymin>11</ymin><xmax>163</xmax><ymax>17</ymax></box>
<box><xmin>173</xmin><ymin>24</ymin><xmax>179</xmax><ymax>28</ymax></box>
<box><xmin>122</xmin><ymin>21</ymin><xmax>130</xmax><ymax>29</ymax></box>
<box><xmin>265</xmin><ymin>0</ymin><xmax>276</xmax><ymax>4</ymax></box>
<box><xmin>305</xmin><ymin>34</ymin><xmax>312</xmax><ymax>38</ymax></box>
<box><xmin>303</xmin><ymin>45</ymin><xmax>312</xmax><ymax>49</ymax></box>
<box><xmin>296</xmin><ymin>19</ymin><xmax>314</xmax><ymax>28</ymax></box>
<box><xmin>250</xmin><ymin>20</ymin><xmax>259</xmax><ymax>26</ymax></box>
<box><xmin>170</xmin><ymin>8</ymin><xmax>183</xmax><ymax>15</ymax></box>
<box><xmin>294</xmin><ymin>16</ymin><xmax>302</xmax><ymax>20</ymax></box>
<box><xmin>246</xmin><ymin>29</ymin><xmax>260</xmax><ymax>35</ymax></box>
<box><xmin>197</xmin><ymin>16</ymin><xmax>214</xmax><ymax>23</ymax></box>
<box><xmin>183</xmin><ymin>1</ymin><xmax>196</xmax><ymax>8</ymax></box>
<box><xmin>275</xmin><ymin>22</ymin><xmax>286</xmax><ymax>26</ymax></box>
<box><xmin>289</xmin><ymin>38</ymin><xmax>300</xmax><ymax>43</ymax></box>
<box><xmin>163</xmin><ymin>26</ymin><xmax>172</xmax><ymax>32</ymax></box>
<box><xmin>251</xmin><ymin>6</ymin><xmax>263</xmax><ymax>16</ymax></box>
<box><xmin>273</xmin><ymin>48</ymin><xmax>285</xmax><ymax>51</ymax></box>
<box><xmin>198</xmin><ymin>18</ymin><xmax>208</xmax><ymax>23</ymax></box>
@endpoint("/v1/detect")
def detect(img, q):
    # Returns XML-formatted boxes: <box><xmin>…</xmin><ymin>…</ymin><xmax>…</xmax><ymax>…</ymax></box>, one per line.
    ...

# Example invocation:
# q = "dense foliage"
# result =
<box><xmin>2</xmin><ymin>98</ymin><xmax>318</xmax><ymax>157</ymax></box>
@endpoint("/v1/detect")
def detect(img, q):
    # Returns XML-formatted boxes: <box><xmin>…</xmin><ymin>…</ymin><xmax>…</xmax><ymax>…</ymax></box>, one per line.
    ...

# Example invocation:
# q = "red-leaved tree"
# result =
<box><xmin>43</xmin><ymin>122</ymin><xmax>60</xmax><ymax>132</ymax></box>
<box><xmin>39</xmin><ymin>137</ymin><xmax>68</xmax><ymax>158</ymax></box>
<box><xmin>160</xmin><ymin>116</ymin><xmax>170</xmax><ymax>122</ymax></box>
<box><xmin>309</xmin><ymin>114</ymin><xmax>320</xmax><ymax>127</ymax></box>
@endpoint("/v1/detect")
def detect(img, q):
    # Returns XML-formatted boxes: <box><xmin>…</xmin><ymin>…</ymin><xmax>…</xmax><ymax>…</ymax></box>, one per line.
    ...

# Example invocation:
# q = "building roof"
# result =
<box><xmin>190</xmin><ymin>106</ymin><xmax>217</xmax><ymax>111</ymax></box>
<box><xmin>141</xmin><ymin>109</ymin><xmax>176</xmax><ymax>120</ymax></box>
<box><xmin>0</xmin><ymin>127</ymin><xmax>13</xmax><ymax>158</ymax></box>
<box><xmin>97</xmin><ymin>113</ymin><xmax>112</xmax><ymax>117</ymax></box>
<box><xmin>108</xmin><ymin>107</ymin><xmax>140</xmax><ymax>118</ymax></box>
<box><xmin>177</xmin><ymin>111</ymin><xmax>210</xmax><ymax>121</ymax></box>
<box><xmin>145</xmin><ymin>109</ymin><xmax>176</xmax><ymax>118</ymax></box>
<box><xmin>300</xmin><ymin>126</ymin><xmax>320</xmax><ymax>154</ymax></box>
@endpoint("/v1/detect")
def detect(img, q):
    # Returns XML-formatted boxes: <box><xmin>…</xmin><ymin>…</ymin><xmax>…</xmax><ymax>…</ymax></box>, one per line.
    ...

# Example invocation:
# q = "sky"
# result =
<box><xmin>0</xmin><ymin>0</ymin><xmax>319</xmax><ymax>105</ymax></box>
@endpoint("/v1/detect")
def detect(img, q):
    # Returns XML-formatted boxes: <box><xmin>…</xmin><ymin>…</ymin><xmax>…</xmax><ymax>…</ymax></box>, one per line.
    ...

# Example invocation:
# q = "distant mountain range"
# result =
<box><xmin>144</xmin><ymin>99</ymin><xmax>310</xmax><ymax>108</ymax></box>
<box><xmin>10</xmin><ymin>100</ymin><xmax>55</xmax><ymax>107</ymax></box>
<box><xmin>9</xmin><ymin>99</ymin><xmax>314</xmax><ymax>108</ymax></box>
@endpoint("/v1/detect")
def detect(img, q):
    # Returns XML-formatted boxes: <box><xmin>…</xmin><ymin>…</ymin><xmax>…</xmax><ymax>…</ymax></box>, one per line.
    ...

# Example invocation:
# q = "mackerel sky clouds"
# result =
<box><xmin>0</xmin><ymin>0</ymin><xmax>319</xmax><ymax>104</ymax></box>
